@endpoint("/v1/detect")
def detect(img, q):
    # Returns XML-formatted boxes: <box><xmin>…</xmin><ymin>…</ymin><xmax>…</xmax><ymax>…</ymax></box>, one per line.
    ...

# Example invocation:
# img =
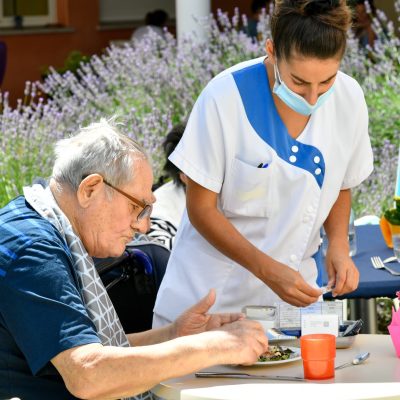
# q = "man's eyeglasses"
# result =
<box><xmin>103</xmin><ymin>180</ymin><xmax>152</xmax><ymax>221</ymax></box>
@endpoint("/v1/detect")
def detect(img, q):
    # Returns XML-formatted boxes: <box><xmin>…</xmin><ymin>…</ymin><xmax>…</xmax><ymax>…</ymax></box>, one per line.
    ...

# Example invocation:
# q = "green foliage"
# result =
<box><xmin>384</xmin><ymin>197</ymin><xmax>400</xmax><ymax>225</ymax></box>
<box><xmin>366</xmin><ymin>81</ymin><xmax>400</xmax><ymax>148</ymax></box>
<box><xmin>0</xmin><ymin>128</ymin><xmax>55</xmax><ymax>204</ymax></box>
<box><xmin>377</xmin><ymin>297</ymin><xmax>392</xmax><ymax>334</ymax></box>
<box><xmin>41</xmin><ymin>51</ymin><xmax>90</xmax><ymax>78</ymax></box>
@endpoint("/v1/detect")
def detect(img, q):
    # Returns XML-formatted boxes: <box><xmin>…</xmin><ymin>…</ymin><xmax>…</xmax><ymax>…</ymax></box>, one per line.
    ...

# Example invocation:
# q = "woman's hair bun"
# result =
<box><xmin>303</xmin><ymin>0</ymin><xmax>340</xmax><ymax>16</ymax></box>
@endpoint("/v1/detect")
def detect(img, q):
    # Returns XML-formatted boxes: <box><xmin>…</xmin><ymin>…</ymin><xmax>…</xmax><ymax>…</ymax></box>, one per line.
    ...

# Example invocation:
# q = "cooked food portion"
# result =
<box><xmin>258</xmin><ymin>345</ymin><xmax>295</xmax><ymax>362</ymax></box>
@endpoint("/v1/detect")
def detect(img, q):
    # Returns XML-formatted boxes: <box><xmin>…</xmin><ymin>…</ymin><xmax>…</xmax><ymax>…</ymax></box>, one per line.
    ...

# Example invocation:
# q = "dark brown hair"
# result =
<box><xmin>271</xmin><ymin>0</ymin><xmax>352</xmax><ymax>60</ymax></box>
<box><xmin>162</xmin><ymin>122</ymin><xmax>186</xmax><ymax>188</ymax></box>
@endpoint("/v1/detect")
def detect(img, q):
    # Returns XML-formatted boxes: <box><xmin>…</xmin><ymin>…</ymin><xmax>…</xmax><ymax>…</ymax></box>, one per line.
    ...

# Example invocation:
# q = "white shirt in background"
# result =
<box><xmin>152</xmin><ymin>181</ymin><xmax>186</xmax><ymax>229</ymax></box>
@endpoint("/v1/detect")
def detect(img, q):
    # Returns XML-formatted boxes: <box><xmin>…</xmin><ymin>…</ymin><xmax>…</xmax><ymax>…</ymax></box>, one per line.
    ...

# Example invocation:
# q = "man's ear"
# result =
<box><xmin>265</xmin><ymin>39</ymin><xmax>276</xmax><ymax>64</ymax></box>
<box><xmin>77</xmin><ymin>174</ymin><xmax>104</xmax><ymax>208</ymax></box>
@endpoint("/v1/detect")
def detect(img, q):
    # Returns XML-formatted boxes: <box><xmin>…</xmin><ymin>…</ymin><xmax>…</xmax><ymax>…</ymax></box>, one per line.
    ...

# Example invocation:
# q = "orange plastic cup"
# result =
<box><xmin>300</xmin><ymin>334</ymin><xmax>336</xmax><ymax>380</ymax></box>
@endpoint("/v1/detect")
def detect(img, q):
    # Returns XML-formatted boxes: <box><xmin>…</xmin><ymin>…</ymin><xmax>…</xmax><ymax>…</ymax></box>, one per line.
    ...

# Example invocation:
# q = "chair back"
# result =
<box><xmin>95</xmin><ymin>240</ymin><xmax>170</xmax><ymax>333</ymax></box>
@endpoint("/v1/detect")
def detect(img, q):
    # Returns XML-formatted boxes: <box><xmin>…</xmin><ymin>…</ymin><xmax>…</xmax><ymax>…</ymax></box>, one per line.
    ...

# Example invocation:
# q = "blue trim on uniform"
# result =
<box><xmin>231</xmin><ymin>62</ymin><xmax>325</xmax><ymax>188</ymax></box>
<box><xmin>312</xmin><ymin>248</ymin><xmax>324</xmax><ymax>287</ymax></box>
<box><xmin>0</xmin><ymin>268</ymin><xmax>6</xmax><ymax>277</ymax></box>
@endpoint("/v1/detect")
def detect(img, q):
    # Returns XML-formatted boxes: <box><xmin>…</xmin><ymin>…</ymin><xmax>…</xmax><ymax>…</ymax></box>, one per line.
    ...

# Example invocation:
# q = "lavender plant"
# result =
<box><xmin>0</xmin><ymin>84</ymin><xmax>65</xmax><ymax>203</ymax></box>
<box><xmin>0</xmin><ymin>3</ymin><xmax>399</xmax><ymax>216</ymax></box>
<box><xmin>353</xmin><ymin>140</ymin><xmax>398</xmax><ymax>216</ymax></box>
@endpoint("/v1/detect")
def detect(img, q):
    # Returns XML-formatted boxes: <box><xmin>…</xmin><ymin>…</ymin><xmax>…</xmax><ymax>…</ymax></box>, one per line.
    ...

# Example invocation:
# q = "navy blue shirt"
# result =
<box><xmin>0</xmin><ymin>196</ymin><xmax>101</xmax><ymax>399</ymax></box>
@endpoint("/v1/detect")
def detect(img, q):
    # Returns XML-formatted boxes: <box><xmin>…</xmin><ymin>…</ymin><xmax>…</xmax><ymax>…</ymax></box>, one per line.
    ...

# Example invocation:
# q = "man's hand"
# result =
<box><xmin>257</xmin><ymin>259</ymin><xmax>322</xmax><ymax>307</ymax></box>
<box><xmin>325</xmin><ymin>240</ymin><xmax>359</xmax><ymax>297</ymax></box>
<box><xmin>172</xmin><ymin>289</ymin><xmax>245</xmax><ymax>338</ymax></box>
<box><xmin>202</xmin><ymin>319</ymin><xmax>269</xmax><ymax>366</ymax></box>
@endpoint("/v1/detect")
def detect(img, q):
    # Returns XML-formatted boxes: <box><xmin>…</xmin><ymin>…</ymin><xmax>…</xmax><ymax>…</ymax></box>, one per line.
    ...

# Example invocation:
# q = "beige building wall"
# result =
<box><xmin>377</xmin><ymin>0</ymin><xmax>399</xmax><ymax>32</ymax></box>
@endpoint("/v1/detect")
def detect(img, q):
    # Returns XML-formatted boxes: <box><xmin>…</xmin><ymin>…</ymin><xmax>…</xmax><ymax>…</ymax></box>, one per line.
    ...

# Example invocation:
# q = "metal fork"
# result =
<box><xmin>371</xmin><ymin>256</ymin><xmax>400</xmax><ymax>276</ymax></box>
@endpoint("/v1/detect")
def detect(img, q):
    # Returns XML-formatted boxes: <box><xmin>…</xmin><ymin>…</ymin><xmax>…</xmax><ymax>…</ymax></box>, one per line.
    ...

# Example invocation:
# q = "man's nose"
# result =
<box><xmin>133</xmin><ymin>217</ymin><xmax>151</xmax><ymax>234</ymax></box>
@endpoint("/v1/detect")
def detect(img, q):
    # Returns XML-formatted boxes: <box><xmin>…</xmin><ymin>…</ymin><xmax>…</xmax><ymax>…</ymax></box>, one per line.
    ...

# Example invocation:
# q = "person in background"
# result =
<box><xmin>245</xmin><ymin>0</ymin><xmax>274</xmax><ymax>41</ymax></box>
<box><xmin>147</xmin><ymin>122</ymin><xmax>187</xmax><ymax>249</ymax></box>
<box><xmin>0</xmin><ymin>119</ymin><xmax>268</xmax><ymax>399</ymax></box>
<box><xmin>352</xmin><ymin>0</ymin><xmax>376</xmax><ymax>48</ymax></box>
<box><xmin>153</xmin><ymin>0</ymin><xmax>373</xmax><ymax>328</ymax></box>
<box><xmin>131</xmin><ymin>9</ymin><xmax>169</xmax><ymax>42</ymax></box>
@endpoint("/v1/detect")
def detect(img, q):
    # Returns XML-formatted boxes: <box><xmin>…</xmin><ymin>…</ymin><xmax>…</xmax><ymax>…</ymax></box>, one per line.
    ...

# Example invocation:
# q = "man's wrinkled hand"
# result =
<box><xmin>210</xmin><ymin>319</ymin><xmax>269</xmax><ymax>366</ymax></box>
<box><xmin>172</xmin><ymin>289</ymin><xmax>245</xmax><ymax>338</ymax></box>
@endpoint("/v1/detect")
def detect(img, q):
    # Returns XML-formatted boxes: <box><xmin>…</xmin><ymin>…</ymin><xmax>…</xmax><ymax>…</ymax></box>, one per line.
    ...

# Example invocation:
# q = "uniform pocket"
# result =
<box><xmin>221</xmin><ymin>157</ymin><xmax>276</xmax><ymax>218</ymax></box>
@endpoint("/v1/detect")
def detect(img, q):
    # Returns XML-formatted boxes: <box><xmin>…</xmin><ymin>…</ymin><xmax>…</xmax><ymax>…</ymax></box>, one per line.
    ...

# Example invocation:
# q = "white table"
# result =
<box><xmin>152</xmin><ymin>335</ymin><xmax>400</xmax><ymax>400</ymax></box>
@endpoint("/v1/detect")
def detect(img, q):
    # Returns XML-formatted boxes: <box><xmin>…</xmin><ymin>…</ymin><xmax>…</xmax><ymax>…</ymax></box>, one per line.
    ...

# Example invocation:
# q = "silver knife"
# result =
<box><xmin>195</xmin><ymin>372</ymin><xmax>305</xmax><ymax>382</ymax></box>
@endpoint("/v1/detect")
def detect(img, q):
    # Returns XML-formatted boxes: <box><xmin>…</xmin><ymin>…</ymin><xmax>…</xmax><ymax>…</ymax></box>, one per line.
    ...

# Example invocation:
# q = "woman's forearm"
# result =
<box><xmin>185</xmin><ymin>178</ymin><xmax>322</xmax><ymax>306</ymax></box>
<box><xmin>185</xmin><ymin>178</ymin><xmax>277</xmax><ymax>280</ymax></box>
<box><xmin>189</xmin><ymin>202</ymin><xmax>271</xmax><ymax>277</ymax></box>
<box><xmin>323</xmin><ymin>189</ymin><xmax>351</xmax><ymax>250</ymax></box>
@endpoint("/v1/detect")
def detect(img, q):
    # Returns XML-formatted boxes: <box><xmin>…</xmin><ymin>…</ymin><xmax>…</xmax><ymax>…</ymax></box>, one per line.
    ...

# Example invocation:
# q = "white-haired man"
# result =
<box><xmin>0</xmin><ymin>120</ymin><xmax>268</xmax><ymax>400</ymax></box>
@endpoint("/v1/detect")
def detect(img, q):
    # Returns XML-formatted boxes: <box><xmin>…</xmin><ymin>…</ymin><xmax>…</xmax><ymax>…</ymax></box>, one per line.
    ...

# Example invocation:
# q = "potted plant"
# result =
<box><xmin>380</xmin><ymin>197</ymin><xmax>400</xmax><ymax>249</ymax></box>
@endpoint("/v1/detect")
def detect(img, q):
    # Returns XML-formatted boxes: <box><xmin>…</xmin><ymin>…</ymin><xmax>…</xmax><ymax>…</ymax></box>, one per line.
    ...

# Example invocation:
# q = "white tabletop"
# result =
<box><xmin>153</xmin><ymin>334</ymin><xmax>400</xmax><ymax>400</ymax></box>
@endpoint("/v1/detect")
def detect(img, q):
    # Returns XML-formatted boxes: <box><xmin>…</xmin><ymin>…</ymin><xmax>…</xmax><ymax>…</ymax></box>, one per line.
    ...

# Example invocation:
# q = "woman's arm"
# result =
<box><xmin>185</xmin><ymin>178</ymin><xmax>321</xmax><ymax>307</ymax></box>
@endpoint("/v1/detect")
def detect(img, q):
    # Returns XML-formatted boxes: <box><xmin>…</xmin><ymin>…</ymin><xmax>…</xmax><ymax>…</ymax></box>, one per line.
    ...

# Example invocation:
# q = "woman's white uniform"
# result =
<box><xmin>153</xmin><ymin>57</ymin><xmax>373</xmax><ymax>326</ymax></box>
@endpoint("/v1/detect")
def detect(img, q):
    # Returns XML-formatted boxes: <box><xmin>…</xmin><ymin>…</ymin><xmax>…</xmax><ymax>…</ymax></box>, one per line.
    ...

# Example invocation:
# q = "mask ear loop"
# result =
<box><xmin>273</xmin><ymin>62</ymin><xmax>282</xmax><ymax>84</ymax></box>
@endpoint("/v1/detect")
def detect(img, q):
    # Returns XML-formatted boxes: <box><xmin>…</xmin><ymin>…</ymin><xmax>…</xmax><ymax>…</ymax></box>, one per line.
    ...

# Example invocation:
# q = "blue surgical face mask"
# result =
<box><xmin>272</xmin><ymin>62</ymin><xmax>335</xmax><ymax>116</ymax></box>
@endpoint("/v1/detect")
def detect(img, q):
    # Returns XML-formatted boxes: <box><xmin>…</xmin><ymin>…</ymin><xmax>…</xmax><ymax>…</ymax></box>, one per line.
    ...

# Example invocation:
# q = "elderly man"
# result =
<box><xmin>0</xmin><ymin>120</ymin><xmax>268</xmax><ymax>400</ymax></box>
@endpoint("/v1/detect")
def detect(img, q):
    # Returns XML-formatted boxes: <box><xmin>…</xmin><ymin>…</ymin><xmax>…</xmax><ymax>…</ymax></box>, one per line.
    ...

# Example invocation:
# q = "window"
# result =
<box><xmin>0</xmin><ymin>0</ymin><xmax>57</xmax><ymax>28</ymax></box>
<box><xmin>99</xmin><ymin>0</ymin><xmax>175</xmax><ymax>23</ymax></box>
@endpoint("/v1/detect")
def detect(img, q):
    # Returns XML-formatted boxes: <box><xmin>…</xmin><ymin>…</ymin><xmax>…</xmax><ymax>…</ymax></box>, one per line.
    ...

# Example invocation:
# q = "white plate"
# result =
<box><xmin>253</xmin><ymin>347</ymin><xmax>301</xmax><ymax>366</ymax></box>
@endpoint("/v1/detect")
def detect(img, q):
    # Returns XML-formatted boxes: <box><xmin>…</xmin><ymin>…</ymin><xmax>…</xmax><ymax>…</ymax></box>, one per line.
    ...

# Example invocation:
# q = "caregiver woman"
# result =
<box><xmin>154</xmin><ymin>0</ymin><xmax>373</xmax><ymax>325</ymax></box>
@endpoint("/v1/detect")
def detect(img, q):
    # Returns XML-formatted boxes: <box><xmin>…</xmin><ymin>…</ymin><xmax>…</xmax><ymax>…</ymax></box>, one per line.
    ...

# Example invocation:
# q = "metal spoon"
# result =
<box><xmin>335</xmin><ymin>352</ymin><xmax>370</xmax><ymax>370</ymax></box>
<box><xmin>383</xmin><ymin>256</ymin><xmax>398</xmax><ymax>264</ymax></box>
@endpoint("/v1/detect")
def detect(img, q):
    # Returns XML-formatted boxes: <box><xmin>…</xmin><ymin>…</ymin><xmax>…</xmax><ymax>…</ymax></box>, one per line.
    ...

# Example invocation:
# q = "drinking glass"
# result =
<box><xmin>348</xmin><ymin>208</ymin><xmax>357</xmax><ymax>257</ymax></box>
<box><xmin>392</xmin><ymin>234</ymin><xmax>400</xmax><ymax>262</ymax></box>
<box><xmin>300</xmin><ymin>334</ymin><xmax>336</xmax><ymax>380</ymax></box>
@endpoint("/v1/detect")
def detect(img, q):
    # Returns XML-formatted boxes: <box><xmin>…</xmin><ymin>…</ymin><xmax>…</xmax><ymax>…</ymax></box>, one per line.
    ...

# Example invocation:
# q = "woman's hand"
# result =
<box><xmin>322</xmin><ymin>189</ymin><xmax>359</xmax><ymax>297</ymax></box>
<box><xmin>171</xmin><ymin>289</ymin><xmax>245</xmax><ymax>338</ymax></box>
<box><xmin>325</xmin><ymin>239</ymin><xmax>359</xmax><ymax>297</ymax></box>
<box><xmin>256</xmin><ymin>258</ymin><xmax>322</xmax><ymax>307</ymax></box>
